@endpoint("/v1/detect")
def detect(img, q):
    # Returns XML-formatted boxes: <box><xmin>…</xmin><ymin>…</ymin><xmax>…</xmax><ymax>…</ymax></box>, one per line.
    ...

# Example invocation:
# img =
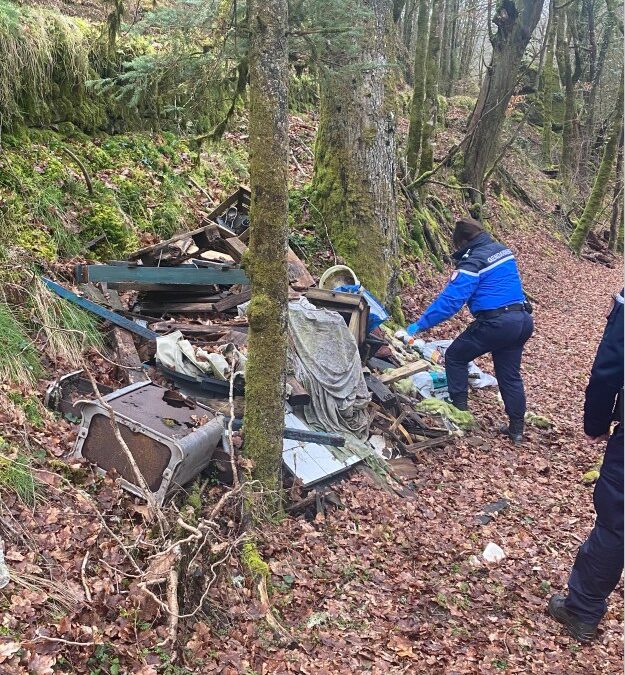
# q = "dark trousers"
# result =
<box><xmin>445</xmin><ymin>311</ymin><xmax>534</xmax><ymax>422</ymax></box>
<box><xmin>566</xmin><ymin>427</ymin><xmax>624</xmax><ymax>624</ymax></box>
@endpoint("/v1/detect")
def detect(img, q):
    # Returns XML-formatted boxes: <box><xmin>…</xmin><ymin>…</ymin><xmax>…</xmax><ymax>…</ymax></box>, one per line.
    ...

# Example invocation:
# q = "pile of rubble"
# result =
<box><xmin>43</xmin><ymin>186</ymin><xmax>492</xmax><ymax>508</ymax></box>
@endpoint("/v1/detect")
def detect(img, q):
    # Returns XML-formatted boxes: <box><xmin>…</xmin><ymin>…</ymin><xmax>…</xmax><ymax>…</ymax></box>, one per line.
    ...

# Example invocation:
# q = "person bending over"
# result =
<box><xmin>399</xmin><ymin>217</ymin><xmax>534</xmax><ymax>444</ymax></box>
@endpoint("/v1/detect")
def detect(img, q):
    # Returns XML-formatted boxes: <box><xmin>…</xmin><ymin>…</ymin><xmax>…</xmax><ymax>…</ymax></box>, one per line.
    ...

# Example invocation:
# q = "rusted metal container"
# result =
<box><xmin>72</xmin><ymin>381</ymin><xmax>223</xmax><ymax>504</ymax></box>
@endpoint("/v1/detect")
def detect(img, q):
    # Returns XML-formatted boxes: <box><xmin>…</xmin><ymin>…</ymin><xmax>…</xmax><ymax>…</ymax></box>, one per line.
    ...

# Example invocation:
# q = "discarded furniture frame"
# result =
<box><xmin>304</xmin><ymin>288</ymin><xmax>370</xmax><ymax>346</ymax></box>
<box><xmin>73</xmin><ymin>381</ymin><xmax>224</xmax><ymax>505</ymax></box>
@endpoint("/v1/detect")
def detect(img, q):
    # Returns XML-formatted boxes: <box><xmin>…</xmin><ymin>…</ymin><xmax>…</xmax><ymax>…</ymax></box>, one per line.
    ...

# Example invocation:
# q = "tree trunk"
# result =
<box><xmin>445</xmin><ymin>0</ymin><xmax>460</xmax><ymax>96</ymax></box>
<box><xmin>419</xmin><ymin>0</ymin><xmax>442</xmax><ymax>175</ymax></box>
<box><xmin>244</xmin><ymin>0</ymin><xmax>289</xmax><ymax>496</ymax></box>
<box><xmin>608</xmin><ymin>129</ymin><xmax>623</xmax><ymax>252</ymax></box>
<box><xmin>555</xmin><ymin>2</ymin><xmax>581</xmax><ymax>182</ymax></box>
<box><xmin>582</xmin><ymin>8</ymin><xmax>614</xmax><ymax>173</ymax></box>
<box><xmin>460</xmin><ymin>0</ymin><xmax>545</xmax><ymax>207</ymax></box>
<box><xmin>541</xmin><ymin>0</ymin><xmax>557</xmax><ymax>164</ymax></box>
<box><xmin>459</xmin><ymin>0</ymin><xmax>479</xmax><ymax>81</ymax></box>
<box><xmin>406</xmin><ymin>0</ymin><xmax>431</xmax><ymax>177</ymax></box>
<box><xmin>312</xmin><ymin>0</ymin><xmax>398</xmax><ymax>301</ymax></box>
<box><xmin>570</xmin><ymin>71</ymin><xmax>624</xmax><ymax>253</ymax></box>
<box><xmin>439</xmin><ymin>0</ymin><xmax>452</xmax><ymax>91</ymax></box>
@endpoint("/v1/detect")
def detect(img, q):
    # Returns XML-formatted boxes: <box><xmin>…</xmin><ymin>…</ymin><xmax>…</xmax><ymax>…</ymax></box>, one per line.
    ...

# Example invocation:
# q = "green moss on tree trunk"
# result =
<box><xmin>243</xmin><ymin>0</ymin><xmax>289</xmax><ymax>502</ymax></box>
<box><xmin>406</xmin><ymin>0</ymin><xmax>430</xmax><ymax>177</ymax></box>
<box><xmin>541</xmin><ymin>1</ymin><xmax>557</xmax><ymax>164</ymax></box>
<box><xmin>419</xmin><ymin>0</ymin><xmax>441</xmax><ymax>176</ymax></box>
<box><xmin>311</xmin><ymin>0</ymin><xmax>398</xmax><ymax>302</ymax></box>
<box><xmin>570</xmin><ymin>72</ymin><xmax>624</xmax><ymax>254</ymax></box>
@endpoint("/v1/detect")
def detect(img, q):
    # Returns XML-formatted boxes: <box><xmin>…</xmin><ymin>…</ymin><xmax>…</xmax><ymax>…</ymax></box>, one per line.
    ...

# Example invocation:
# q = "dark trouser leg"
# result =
<box><xmin>491</xmin><ymin>312</ymin><xmax>533</xmax><ymax>430</ymax></box>
<box><xmin>492</xmin><ymin>345</ymin><xmax>526</xmax><ymax>426</ymax></box>
<box><xmin>565</xmin><ymin>429</ymin><xmax>624</xmax><ymax>625</ymax></box>
<box><xmin>445</xmin><ymin>324</ymin><xmax>489</xmax><ymax>410</ymax></box>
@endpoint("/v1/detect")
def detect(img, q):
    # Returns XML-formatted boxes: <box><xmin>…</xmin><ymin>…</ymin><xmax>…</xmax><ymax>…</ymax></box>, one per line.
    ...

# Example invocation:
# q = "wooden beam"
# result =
<box><xmin>378</xmin><ymin>360</ymin><xmax>430</xmax><ymax>384</ymax></box>
<box><xmin>364</xmin><ymin>373</ymin><xmax>397</xmax><ymax>409</ymax></box>
<box><xmin>287</xmin><ymin>376</ymin><xmax>311</xmax><ymax>406</ymax></box>
<box><xmin>75</xmin><ymin>264</ymin><xmax>249</xmax><ymax>286</ymax></box>
<box><xmin>42</xmin><ymin>277</ymin><xmax>159</xmax><ymax>341</ymax></box>
<box><xmin>214</xmin><ymin>288</ymin><xmax>252</xmax><ymax>312</ymax></box>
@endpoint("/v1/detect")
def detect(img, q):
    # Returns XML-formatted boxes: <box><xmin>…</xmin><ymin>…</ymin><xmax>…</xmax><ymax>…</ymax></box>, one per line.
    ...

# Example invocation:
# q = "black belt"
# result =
<box><xmin>475</xmin><ymin>303</ymin><xmax>525</xmax><ymax>320</ymax></box>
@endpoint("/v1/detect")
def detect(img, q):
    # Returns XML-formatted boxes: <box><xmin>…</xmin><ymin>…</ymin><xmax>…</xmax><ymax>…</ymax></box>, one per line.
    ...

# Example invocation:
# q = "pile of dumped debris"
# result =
<box><xmin>42</xmin><ymin>186</ymin><xmax>499</xmax><ymax>508</ymax></box>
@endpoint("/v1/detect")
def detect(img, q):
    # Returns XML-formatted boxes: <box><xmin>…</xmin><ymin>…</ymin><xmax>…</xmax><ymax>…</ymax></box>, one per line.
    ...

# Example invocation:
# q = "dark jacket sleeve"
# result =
<box><xmin>584</xmin><ymin>294</ymin><xmax>624</xmax><ymax>437</ymax></box>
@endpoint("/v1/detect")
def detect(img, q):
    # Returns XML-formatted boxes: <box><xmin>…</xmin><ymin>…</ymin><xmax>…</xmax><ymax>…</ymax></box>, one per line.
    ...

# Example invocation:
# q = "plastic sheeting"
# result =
<box><xmin>288</xmin><ymin>297</ymin><xmax>371</xmax><ymax>439</ymax></box>
<box><xmin>421</xmin><ymin>339</ymin><xmax>498</xmax><ymax>389</ymax></box>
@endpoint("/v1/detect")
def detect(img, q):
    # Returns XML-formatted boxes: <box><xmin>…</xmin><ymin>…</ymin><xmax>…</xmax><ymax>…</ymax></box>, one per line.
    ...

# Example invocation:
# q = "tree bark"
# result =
<box><xmin>556</xmin><ymin>2</ymin><xmax>581</xmax><ymax>183</ymax></box>
<box><xmin>419</xmin><ymin>0</ymin><xmax>442</xmax><ymax>175</ymax></box>
<box><xmin>406</xmin><ymin>0</ymin><xmax>431</xmax><ymax>177</ymax></box>
<box><xmin>608</xmin><ymin>129</ymin><xmax>623</xmax><ymax>252</ymax></box>
<box><xmin>460</xmin><ymin>0</ymin><xmax>545</xmax><ymax>207</ymax></box>
<box><xmin>570</xmin><ymin>71</ymin><xmax>624</xmax><ymax>253</ymax></box>
<box><xmin>541</xmin><ymin>0</ymin><xmax>557</xmax><ymax>164</ymax></box>
<box><xmin>312</xmin><ymin>0</ymin><xmax>398</xmax><ymax>301</ymax></box>
<box><xmin>244</xmin><ymin>0</ymin><xmax>289</xmax><ymax>495</ymax></box>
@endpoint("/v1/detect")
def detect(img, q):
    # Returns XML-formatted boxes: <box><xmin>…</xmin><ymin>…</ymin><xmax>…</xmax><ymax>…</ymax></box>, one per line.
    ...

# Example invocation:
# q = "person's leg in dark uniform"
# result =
<box><xmin>444</xmin><ymin>322</ymin><xmax>489</xmax><ymax>411</ymax></box>
<box><xmin>445</xmin><ymin>312</ymin><xmax>533</xmax><ymax>422</ymax></box>
<box><xmin>549</xmin><ymin>427</ymin><xmax>624</xmax><ymax>640</ymax></box>
<box><xmin>491</xmin><ymin>312</ymin><xmax>534</xmax><ymax>436</ymax></box>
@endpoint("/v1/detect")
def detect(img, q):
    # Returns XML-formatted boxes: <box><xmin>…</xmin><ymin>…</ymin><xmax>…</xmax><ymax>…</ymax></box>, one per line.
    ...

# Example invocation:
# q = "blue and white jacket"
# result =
<box><xmin>407</xmin><ymin>232</ymin><xmax>525</xmax><ymax>334</ymax></box>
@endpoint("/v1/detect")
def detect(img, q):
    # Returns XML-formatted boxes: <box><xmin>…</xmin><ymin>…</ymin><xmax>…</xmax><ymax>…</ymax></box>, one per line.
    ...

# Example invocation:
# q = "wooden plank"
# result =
<box><xmin>378</xmin><ymin>360</ymin><xmax>430</xmax><ymax>385</ymax></box>
<box><xmin>400</xmin><ymin>436</ymin><xmax>450</xmax><ymax>453</ymax></box>
<box><xmin>287</xmin><ymin>376</ymin><xmax>311</xmax><ymax>406</ymax></box>
<box><xmin>42</xmin><ymin>277</ymin><xmax>159</xmax><ymax>341</ymax></box>
<box><xmin>226</xmin><ymin>417</ymin><xmax>345</xmax><ymax>446</ymax></box>
<box><xmin>75</xmin><ymin>264</ymin><xmax>249</xmax><ymax>286</ymax></box>
<box><xmin>219</xmin><ymin>236</ymin><xmax>248</xmax><ymax>262</ymax></box>
<box><xmin>214</xmin><ymin>288</ymin><xmax>252</xmax><ymax>312</ymax></box>
<box><xmin>367</xmin><ymin>357</ymin><xmax>397</xmax><ymax>372</ymax></box>
<box><xmin>287</xmin><ymin>247</ymin><xmax>315</xmax><ymax>290</ymax></box>
<box><xmin>151</xmin><ymin>322</ymin><xmax>248</xmax><ymax>335</ymax></box>
<box><xmin>305</xmin><ymin>288</ymin><xmax>364</xmax><ymax>307</ymax></box>
<box><xmin>127</xmin><ymin>223</ymin><xmax>220</xmax><ymax>263</ymax></box>
<box><xmin>364</xmin><ymin>373</ymin><xmax>397</xmax><ymax>409</ymax></box>
<box><xmin>139</xmin><ymin>302</ymin><xmax>216</xmax><ymax>314</ymax></box>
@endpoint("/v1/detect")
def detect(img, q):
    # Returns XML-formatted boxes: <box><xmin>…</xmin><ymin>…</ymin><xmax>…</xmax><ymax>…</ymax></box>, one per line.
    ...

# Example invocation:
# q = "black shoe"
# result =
<box><xmin>548</xmin><ymin>595</ymin><xmax>598</xmax><ymax>643</ymax></box>
<box><xmin>499</xmin><ymin>424</ymin><xmax>523</xmax><ymax>445</ymax></box>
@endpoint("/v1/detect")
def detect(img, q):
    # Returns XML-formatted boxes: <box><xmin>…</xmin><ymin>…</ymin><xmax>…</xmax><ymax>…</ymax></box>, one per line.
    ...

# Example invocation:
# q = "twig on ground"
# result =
<box><xmin>80</xmin><ymin>551</ymin><xmax>92</xmax><ymax>603</ymax></box>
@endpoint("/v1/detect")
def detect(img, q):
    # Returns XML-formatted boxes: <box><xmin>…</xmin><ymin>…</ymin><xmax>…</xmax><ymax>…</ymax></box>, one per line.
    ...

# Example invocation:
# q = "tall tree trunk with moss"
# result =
<box><xmin>243</xmin><ymin>0</ymin><xmax>289</xmax><ymax>499</ymax></box>
<box><xmin>570</xmin><ymin>72</ymin><xmax>624</xmax><ymax>253</ymax></box>
<box><xmin>419</xmin><ymin>0</ymin><xmax>442</xmax><ymax>175</ymax></box>
<box><xmin>608</xmin><ymin>129</ymin><xmax>623</xmax><ymax>252</ymax></box>
<box><xmin>555</xmin><ymin>2</ymin><xmax>581</xmax><ymax>183</ymax></box>
<box><xmin>460</xmin><ymin>0</ymin><xmax>545</xmax><ymax>208</ymax></box>
<box><xmin>312</xmin><ymin>0</ymin><xmax>398</xmax><ymax>301</ymax></box>
<box><xmin>406</xmin><ymin>0</ymin><xmax>431</xmax><ymax>177</ymax></box>
<box><xmin>541</xmin><ymin>0</ymin><xmax>557</xmax><ymax>164</ymax></box>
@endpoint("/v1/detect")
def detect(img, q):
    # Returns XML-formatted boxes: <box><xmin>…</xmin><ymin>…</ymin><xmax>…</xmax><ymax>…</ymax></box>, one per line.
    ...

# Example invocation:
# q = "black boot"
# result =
<box><xmin>499</xmin><ymin>418</ymin><xmax>524</xmax><ymax>445</ymax></box>
<box><xmin>548</xmin><ymin>594</ymin><xmax>598</xmax><ymax>643</ymax></box>
<box><xmin>450</xmin><ymin>396</ymin><xmax>468</xmax><ymax>412</ymax></box>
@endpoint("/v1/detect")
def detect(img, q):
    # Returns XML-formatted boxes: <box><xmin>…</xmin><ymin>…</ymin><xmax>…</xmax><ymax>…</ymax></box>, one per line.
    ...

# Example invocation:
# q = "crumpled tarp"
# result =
<box><xmin>156</xmin><ymin>331</ymin><xmax>241</xmax><ymax>380</ymax></box>
<box><xmin>288</xmin><ymin>297</ymin><xmax>370</xmax><ymax>439</ymax></box>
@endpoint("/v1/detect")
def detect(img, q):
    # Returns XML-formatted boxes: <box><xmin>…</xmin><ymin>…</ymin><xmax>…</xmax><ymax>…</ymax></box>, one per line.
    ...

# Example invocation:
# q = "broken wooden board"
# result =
<box><xmin>400</xmin><ymin>436</ymin><xmax>450</xmax><ymax>453</ymax></box>
<box><xmin>214</xmin><ymin>288</ymin><xmax>252</xmax><ymax>312</ymax></box>
<box><xmin>364</xmin><ymin>373</ymin><xmax>397</xmax><ymax>409</ymax></box>
<box><xmin>388</xmin><ymin>457</ymin><xmax>421</xmax><ymax>481</ymax></box>
<box><xmin>127</xmin><ymin>223</ymin><xmax>222</xmax><ymax>266</ymax></box>
<box><xmin>287</xmin><ymin>376</ymin><xmax>311</xmax><ymax>406</ymax></box>
<box><xmin>378</xmin><ymin>360</ymin><xmax>430</xmax><ymax>385</ymax></box>
<box><xmin>151</xmin><ymin>322</ymin><xmax>248</xmax><ymax>336</ymax></box>
<box><xmin>137</xmin><ymin>301</ymin><xmax>216</xmax><ymax>315</ymax></box>
<box><xmin>106</xmin><ymin>289</ymin><xmax>150</xmax><ymax>385</ymax></box>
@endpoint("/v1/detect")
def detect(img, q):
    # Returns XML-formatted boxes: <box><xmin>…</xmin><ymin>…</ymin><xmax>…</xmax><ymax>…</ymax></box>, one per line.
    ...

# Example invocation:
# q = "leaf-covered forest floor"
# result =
<box><xmin>0</xmin><ymin>96</ymin><xmax>622</xmax><ymax>672</ymax></box>
<box><xmin>190</xmin><ymin>227</ymin><xmax>623</xmax><ymax>675</ymax></box>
